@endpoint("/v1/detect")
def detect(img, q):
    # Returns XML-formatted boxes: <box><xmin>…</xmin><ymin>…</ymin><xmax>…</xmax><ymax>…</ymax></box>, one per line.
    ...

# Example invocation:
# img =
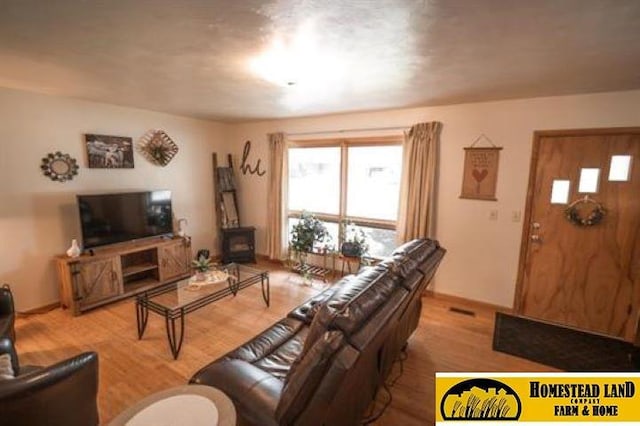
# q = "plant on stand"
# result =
<box><xmin>289</xmin><ymin>211</ymin><xmax>331</xmax><ymax>285</ymax></box>
<box><xmin>340</xmin><ymin>221</ymin><xmax>369</xmax><ymax>259</ymax></box>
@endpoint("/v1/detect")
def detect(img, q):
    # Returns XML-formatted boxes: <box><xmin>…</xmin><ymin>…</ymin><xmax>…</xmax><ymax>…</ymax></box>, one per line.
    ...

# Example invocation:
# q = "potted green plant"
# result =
<box><xmin>289</xmin><ymin>211</ymin><xmax>331</xmax><ymax>273</ymax></box>
<box><xmin>191</xmin><ymin>254</ymin><xmax>212</xmax><ymax>281</ymax></box>
<box><xmin>340</xmin><ymin>221</ymin><xmax>369</xmax><ymax>258</ymax></box>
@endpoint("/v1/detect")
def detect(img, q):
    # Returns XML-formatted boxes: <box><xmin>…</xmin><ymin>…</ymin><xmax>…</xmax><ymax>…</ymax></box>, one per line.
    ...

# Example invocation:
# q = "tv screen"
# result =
<box><xmin>77</xmin><ymin>190</ymin><xmax>173</xmax><ymax>249</ymax></box>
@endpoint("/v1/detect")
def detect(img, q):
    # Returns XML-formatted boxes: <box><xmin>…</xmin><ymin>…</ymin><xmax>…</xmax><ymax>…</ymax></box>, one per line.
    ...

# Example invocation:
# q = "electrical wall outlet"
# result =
<box><xmin>489</xmin><ymin>209</ymin><xmax>498</xmax><ymax>221</ymax></box>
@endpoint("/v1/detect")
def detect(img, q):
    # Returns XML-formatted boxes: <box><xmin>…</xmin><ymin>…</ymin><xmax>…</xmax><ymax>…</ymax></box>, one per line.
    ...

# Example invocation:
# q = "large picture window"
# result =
<box><xmin>287</xmin><ymin>137</ymin><xmax>402</xmax><ymax>258</ymax></box>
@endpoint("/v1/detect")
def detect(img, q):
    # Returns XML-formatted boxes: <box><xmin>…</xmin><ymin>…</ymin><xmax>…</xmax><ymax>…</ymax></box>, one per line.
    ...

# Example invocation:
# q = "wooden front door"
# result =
<box><xmin>515</xmin><ymin>128</ymin><xmax>640</xmax><ymax>342</ymax></box>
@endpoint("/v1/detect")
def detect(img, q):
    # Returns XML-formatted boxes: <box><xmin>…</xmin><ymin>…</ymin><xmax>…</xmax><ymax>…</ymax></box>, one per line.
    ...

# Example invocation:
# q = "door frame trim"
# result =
<box><xmin>513</xmin><ymin>126</ymin><xmax>640</xmax><ymax>313</ymax></box>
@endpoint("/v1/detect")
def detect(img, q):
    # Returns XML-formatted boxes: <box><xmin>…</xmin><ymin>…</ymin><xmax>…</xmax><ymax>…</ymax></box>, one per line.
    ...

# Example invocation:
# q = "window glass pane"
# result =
<box><xmin>346</xmin><ymin>146</ymin><xmax>402</xmax><ymax>220</ymax></box>
<box><xmin>550</xmin><ymin>180</ymin><xmax>570</xmax><ymax>204</ymax></box>
<box><xmin>288</xmin><ymin>147</ymin><xmax>340</xmax><ymax>214</ymax></box>
<box><xmin>287</xmin><ymin>217</ymin><xmax>339</xmax><ymax>251</ymax></box>
<box><xmin>359</xmin><ymin>226</ymin><xmax>397</xmax><ymax>258</ymax></box>
<box><xmin>578</xmin><ymin>168</ymin><xmax>600</xmax><ymax>193</ymax></box>
<box><xmin>608</xmin><ymin>155</ymin><xmax>632</xmax><ymax>182</ymax></box>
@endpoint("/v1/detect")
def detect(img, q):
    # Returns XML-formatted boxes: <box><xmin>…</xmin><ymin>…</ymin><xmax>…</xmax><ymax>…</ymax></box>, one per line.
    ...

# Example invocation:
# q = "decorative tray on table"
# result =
<box><xmin>186</xmin><ymin>270</ymin><xmax>230</xmax><ymax>290</ymax></box>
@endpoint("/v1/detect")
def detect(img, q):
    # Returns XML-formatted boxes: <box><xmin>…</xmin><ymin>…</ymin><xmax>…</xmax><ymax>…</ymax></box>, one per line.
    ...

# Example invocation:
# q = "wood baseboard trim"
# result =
<box><xmin>423</xmin><ymin>290</ymin><xmax>513</xmax><ymax>314</ymax></box>
<box><xmin>256</xmin><ymin>254</ymin><xmax>286</xmax><ymax>266</ymax></box>
<box><xmin>17</xmin><ymin>301</ymin><xmax>61</xmax><ymax>317</ymax></box>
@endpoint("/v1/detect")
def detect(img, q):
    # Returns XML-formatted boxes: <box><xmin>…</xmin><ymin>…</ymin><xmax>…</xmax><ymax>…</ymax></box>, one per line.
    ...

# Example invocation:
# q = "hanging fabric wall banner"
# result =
<box><xmin>459</xmin><ymin>134</ymin><xmax>502</xmax><ymax>201</ymax></box>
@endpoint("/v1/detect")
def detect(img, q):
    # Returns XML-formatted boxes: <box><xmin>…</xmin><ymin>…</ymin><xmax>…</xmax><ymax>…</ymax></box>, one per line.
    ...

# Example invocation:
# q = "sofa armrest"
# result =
<box><xmin>0</xmin><ymin>351</ymin><xmax>99</xmax><ymax>426</ymax></box>
<box><xmin>190</xmin><ymin>359</ymin><xmax>283</xmax><ymax>426</ymax></box>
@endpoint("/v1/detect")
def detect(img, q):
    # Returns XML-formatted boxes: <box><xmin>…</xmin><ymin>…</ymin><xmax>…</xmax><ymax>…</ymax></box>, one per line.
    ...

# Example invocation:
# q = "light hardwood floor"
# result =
<box><xmin>14</xmin><ymin>264</ymin><xmax>554</xmax><ymax>425</ymax></box>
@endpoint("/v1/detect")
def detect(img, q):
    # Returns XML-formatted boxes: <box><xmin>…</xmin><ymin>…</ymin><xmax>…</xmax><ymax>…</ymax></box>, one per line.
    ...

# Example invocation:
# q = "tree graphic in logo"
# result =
<box><xmin>441</xmin><ymin>378</ymin><xmax>522</xmax><ymax>420</ymax></box>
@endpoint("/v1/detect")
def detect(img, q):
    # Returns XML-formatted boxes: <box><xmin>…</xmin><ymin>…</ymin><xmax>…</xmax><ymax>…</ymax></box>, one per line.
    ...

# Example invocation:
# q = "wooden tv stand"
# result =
<box><xmin>56</xmin><ymin>236</ymin><xmax>192</xmax><ymax>315</ymax></box>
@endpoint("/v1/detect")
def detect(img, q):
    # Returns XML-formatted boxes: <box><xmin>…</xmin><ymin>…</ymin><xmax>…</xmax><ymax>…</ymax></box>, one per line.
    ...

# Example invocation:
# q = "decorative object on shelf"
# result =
<box><xmin>40</xmin><ymin>152</ymin><xmax>79</xmax><ymax>182</ymax></box>
<box><xmin>85</xmin><ymin>134</ymin><xmax>134</xmax><ymax>168</ymax></box>
<box><xmin>66</xmin><ymin>239</ymin><xmax>81</xmax><ymax>258</ymax></box>
<box><xmin>460</xmin><ymin>134</ymin><xmax>502</xmax><ymax>201</ymax></box>
<box><xmin>177</xmin><ymin>218</ymin><xmax>188</xmax><ymax>237</ymax></box>
<box><xmin>240</xmin><ymin>140</ymin><xmax>266</xmax><ymax>177</ymax></box>
<box><xmin>138</xmin><ymin>130</ymin><xmax>179</xmax><ymax>166</ymax></box>
<box><xmin>340</xmin><ymin>221</ymin><xmax>369</xmax><ymax>258</ymax></box>
<box><xmin>565</xmin><ymin>196</ymin><xmax>606</xmax><ymax>227</ymax></box>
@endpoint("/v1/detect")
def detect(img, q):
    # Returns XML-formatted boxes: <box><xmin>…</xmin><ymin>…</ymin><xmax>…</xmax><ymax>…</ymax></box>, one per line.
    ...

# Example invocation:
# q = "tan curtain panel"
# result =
<box><xmin>266</xmin><ymin>132</ymin><xmax>288</xmax><ymax>260</ymax></box>
<box><xmin>397</xmin><ymin>121</ymin><xmax>442</xmax><ymax>242</ymax></box>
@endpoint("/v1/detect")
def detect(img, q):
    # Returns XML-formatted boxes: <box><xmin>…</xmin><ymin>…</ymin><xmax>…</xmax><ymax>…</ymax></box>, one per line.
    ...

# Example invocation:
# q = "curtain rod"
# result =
<box><xmin>286</xmin><ymin>125</ymin><xmax>411</xmax><ymax>137</ymax></box>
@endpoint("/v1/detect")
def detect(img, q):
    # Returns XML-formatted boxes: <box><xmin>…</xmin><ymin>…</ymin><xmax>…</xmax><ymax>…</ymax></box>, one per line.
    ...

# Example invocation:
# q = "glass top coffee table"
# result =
<box><xmin>135</xmin><ymin>263</ymin><xmax>269</xmax><ymax>359</ymax></box>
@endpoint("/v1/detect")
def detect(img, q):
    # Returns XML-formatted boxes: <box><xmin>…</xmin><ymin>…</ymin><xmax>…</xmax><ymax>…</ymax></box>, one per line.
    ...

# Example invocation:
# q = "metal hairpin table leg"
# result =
<box><xmin>136</xmin><ymin>297</ymin><xmax>149</xmax><ymax>339</ymax></box>
<box><xmin>165</xmin><ymin>308</ymin><xmax>185</xmax><ymax>360</ymax></box>
<box><xmin>261</xmin><ymin>273</ymin><xmax>270</xmax><ymax>307</ymax></box>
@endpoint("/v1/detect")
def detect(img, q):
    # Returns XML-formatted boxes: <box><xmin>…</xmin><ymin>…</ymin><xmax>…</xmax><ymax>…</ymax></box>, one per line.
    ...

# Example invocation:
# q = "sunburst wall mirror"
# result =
<box><xmin>41</xmin><ymin>152</ymin><xmax>79</xmax><ymax>182</ymax></box>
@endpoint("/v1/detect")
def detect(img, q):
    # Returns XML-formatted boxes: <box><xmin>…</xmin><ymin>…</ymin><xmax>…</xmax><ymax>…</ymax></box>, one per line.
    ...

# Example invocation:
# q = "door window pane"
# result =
<box><xmin>288</xmin><ymin>148</ymin><xmax>340</xmax><ymax>214</ymax></box>
<box><xmin>550</xmin><ymin>180</ymin><xmax>570</xmax><ymax>204</ymax></box>
<box><xmin>578</xmin><ymin>168</ymin><xmax>600</xmax><ymax>193</ymax></box>
<box><xmin>346</xmin><ymin>146</ymin><xmax>402</xmax><ymax>220</ymax></box>
<box><xmin>608</xmin><ymin>155</ymin><xmax>632</xmax><ymax>182</ymax></box>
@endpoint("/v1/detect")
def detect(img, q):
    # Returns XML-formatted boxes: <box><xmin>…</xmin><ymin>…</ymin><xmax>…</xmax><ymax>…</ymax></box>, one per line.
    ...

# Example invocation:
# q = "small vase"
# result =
<box><xmin>66</xmin><ymin>239</ymin><xmax>81</xmax><ymax>258</ymax></box>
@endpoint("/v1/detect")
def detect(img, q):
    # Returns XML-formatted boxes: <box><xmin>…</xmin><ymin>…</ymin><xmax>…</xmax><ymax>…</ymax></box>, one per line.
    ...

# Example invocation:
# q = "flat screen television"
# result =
<box><xmin>77</xmin><ymin>190</ymin><xmax>173</xmax><ymax>249</ymax></box>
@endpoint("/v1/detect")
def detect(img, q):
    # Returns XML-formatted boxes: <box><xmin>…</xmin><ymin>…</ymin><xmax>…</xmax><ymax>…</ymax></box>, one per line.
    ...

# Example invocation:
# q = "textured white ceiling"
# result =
<box><xmin>0</xmin><ymin>0</ymin><xmax>639</xmax><ymax>121</ymax></box>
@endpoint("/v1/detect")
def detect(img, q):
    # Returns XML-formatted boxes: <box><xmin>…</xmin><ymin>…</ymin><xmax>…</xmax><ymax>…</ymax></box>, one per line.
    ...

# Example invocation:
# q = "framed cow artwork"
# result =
<box><xmin>85</xmin><ymin>134</ymin><xmax>134</xmax><ymax>169</ymax></box>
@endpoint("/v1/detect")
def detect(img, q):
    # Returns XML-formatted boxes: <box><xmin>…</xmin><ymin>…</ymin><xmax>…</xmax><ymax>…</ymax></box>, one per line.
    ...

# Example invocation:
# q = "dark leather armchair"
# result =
<box><xmin>0</xmin><ymin>284</ymin><xmax>15</xmax><ymax>341</ymax></box>
<box><xmin>0</xmin><ymin>337</ymin><xmax>100</xmax><ymax>426</ymax></box>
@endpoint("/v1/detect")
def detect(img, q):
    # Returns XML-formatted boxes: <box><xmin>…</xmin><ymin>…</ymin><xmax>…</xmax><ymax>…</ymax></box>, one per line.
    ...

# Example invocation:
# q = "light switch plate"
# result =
<box><xmin>512</xmin><ymin>211</ymin><xmax>522</xmax><ymax>222</ymax></box>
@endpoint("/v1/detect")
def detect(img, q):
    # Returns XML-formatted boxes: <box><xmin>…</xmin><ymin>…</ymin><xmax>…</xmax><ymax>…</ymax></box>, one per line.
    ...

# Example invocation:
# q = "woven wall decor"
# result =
<box><xmin>138</xmin><ymin>130</ymin><xmax>179</xmax><ymax>166</ymax></box>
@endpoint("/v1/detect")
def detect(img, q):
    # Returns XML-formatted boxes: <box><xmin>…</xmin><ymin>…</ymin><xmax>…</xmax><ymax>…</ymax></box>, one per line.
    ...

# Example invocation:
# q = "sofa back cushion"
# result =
<box><xmin>286</xmin><ymin>276</ymin><xmax>354</xmax><ymax>324</ymax></box>
<box><xmin>392</xmin><ymin>238</ymin><xmax>439</xmax><ymax>263</ymax></box>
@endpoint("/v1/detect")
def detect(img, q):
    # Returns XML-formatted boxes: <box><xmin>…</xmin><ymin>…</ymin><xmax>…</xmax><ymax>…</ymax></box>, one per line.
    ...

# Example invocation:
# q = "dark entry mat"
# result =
<box><xmin>492</xmin><ymin>312</ymin><xmax>640</xmax><ymax>371</ymax></box>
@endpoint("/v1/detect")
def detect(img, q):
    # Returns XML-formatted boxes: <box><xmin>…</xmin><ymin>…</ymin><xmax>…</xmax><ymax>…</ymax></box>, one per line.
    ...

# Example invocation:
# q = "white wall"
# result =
<box><xmin>0</xmin><ymin>88</ymin><xmax>230</xmax><ymax>311</ymax></box>
<box><xmin>226</xmin><ymin>90</ymin><xmax>640</xmax><ymax>308</ymax></box>
<box><xmin>3</xmin><ymin>88</ymin><xmax>639</xmax><ymax>310</ymax></box>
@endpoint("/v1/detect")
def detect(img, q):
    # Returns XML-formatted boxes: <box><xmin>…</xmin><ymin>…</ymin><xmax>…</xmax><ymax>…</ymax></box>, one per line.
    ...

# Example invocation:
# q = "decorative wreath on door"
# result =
<box><xmin>564</xmin><ymin>196</ymin><xmax>606</xmax><ymax>227</ymax></box>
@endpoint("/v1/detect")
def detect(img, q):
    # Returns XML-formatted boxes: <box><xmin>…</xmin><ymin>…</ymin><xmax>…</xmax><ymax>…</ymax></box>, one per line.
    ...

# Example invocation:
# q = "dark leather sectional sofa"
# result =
<box><xmin>0</xmin><ymin>285</ymin><xmax>15</xmax><ymax>342</ymax></box>
<box><xmin>190</xmin><ymin>238</ymin><xmax>446</xmax><ymax>425</ymax></box>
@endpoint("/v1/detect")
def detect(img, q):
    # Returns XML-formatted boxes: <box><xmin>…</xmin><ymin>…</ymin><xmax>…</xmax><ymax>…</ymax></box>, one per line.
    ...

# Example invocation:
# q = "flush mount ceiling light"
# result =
<box><xmin>249</xmin><ymin>20</ymin><xmax>345</xmax><ymax>89</ymax></box>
